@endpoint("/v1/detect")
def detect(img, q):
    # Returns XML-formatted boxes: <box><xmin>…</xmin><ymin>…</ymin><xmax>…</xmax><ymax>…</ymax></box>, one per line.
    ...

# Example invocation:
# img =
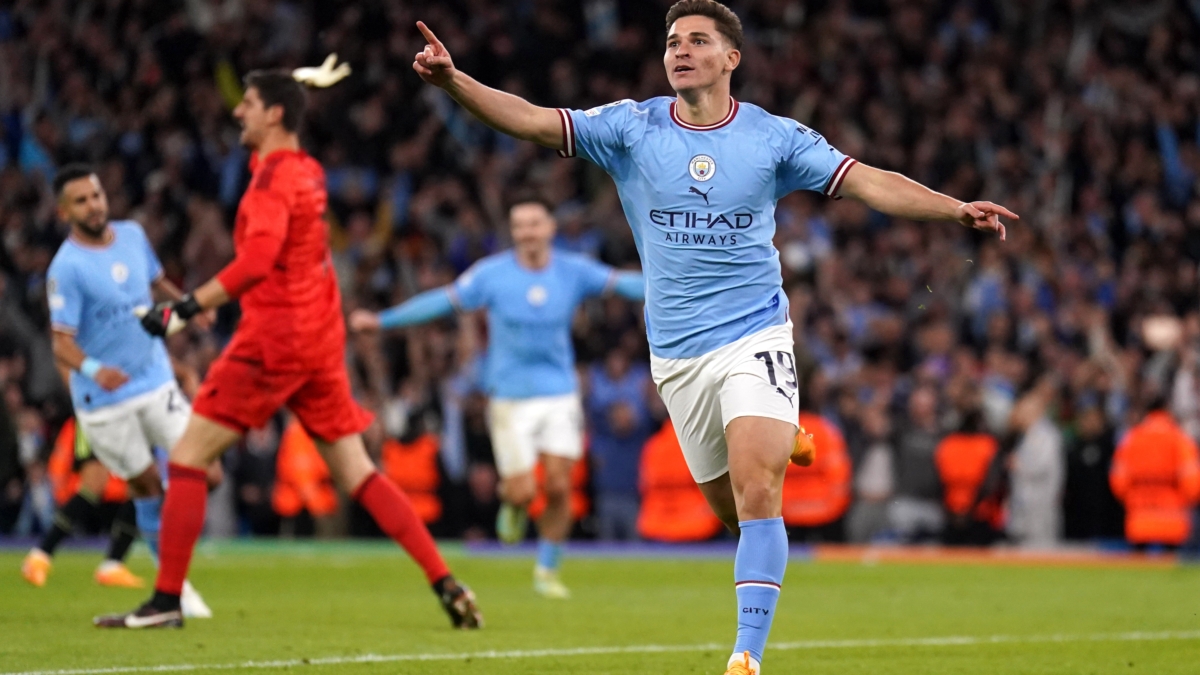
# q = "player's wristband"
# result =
<box><xmin>175</xmin><ymin>294</ymin><xmax>202</xmax><ymax>320</ymax></box>
<box><xmin>79</xmin><ymin>357</ymin><xmax>103</xmax><ymax>380</ymax></box>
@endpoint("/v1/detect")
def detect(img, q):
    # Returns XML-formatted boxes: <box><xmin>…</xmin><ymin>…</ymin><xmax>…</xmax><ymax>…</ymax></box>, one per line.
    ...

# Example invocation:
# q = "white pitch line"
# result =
<box><xmin>6</xmin><ymin>630</ymin><xmax>1200</xmax><ymax>675</ymax></box>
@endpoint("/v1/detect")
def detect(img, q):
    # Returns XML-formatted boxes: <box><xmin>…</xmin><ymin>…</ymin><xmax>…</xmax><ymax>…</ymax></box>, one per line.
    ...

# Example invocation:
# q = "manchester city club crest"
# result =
<box><xmin>111</xmin><ymin>262</ymin><xmax>129</xmax><ymax>283</ymax></box>
<box><xmin>689</xmin><ymin>154</ymin><xmax>716</xmax><ymax>182</ymax></box>
<box><xmin>527</xmin><ymin>284</ymin><xmax>548</xmax><ymax>307</ymax></box>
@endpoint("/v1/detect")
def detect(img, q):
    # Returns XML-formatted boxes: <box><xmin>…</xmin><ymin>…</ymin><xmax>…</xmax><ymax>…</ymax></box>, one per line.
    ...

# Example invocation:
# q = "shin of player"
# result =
<box><xmin>97</xmin><ymin>65</ymin><xmax>480</xmax><ymax>630</ymax></box>
<box><xmin>350</xmin><ymin>194</ymin><xmax>644</xmax><ymax>598</ymax></box>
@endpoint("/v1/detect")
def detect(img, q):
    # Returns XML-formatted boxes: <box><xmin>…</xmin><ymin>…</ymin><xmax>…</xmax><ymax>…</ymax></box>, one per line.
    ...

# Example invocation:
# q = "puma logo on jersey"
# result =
<box><xmin>688</xmin><ymin>186</ymin><xmax>712</xmax><ymax>205</ymax></box>
<box><xmin>776</xmin><ymin>387</ymin><xmax>795</xmax><ymax>405</ymax></box>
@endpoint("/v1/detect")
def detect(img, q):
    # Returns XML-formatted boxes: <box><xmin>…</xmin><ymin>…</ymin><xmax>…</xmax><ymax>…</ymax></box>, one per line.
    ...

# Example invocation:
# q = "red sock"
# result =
<box><xmin>353</xmin><ymin>472</ymin><xmax>450</xmax><ymax>584</ymax></box>
<box><xmin>154</xmin><ymin>463</ymin><xmax>208</xmax><ymax>596</ymax></box>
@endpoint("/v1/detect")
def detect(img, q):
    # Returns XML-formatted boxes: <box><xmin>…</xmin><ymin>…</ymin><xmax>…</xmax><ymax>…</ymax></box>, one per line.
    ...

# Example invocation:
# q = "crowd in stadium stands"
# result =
<box><xmin>2</xmin><ymin>0</ymin><xmax>1200</xmax><ymax>551</ymax></box>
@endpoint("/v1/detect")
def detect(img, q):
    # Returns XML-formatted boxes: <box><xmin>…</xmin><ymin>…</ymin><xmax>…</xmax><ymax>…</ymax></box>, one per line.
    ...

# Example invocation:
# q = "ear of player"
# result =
<box><xmin>135</xmin><ymin>295</ymin><xmax>201</xmax><ymax>338</ymax></box>
<box><xmin>292</xmin><ymin>54</ymin><xmax>352</xmax><ymax>88</ymax></box>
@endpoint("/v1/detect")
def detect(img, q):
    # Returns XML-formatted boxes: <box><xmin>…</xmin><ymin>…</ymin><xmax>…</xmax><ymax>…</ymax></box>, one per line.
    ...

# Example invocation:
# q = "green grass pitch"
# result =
<box><xmin>2</xmin><ymin>541</ymin><xmax>1199</xmax><ymax>674</ymax></box>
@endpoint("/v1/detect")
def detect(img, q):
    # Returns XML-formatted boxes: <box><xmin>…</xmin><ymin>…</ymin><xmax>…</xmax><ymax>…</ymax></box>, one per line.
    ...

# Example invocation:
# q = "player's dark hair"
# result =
<box><xmin>243</xmin><ymin>69</ymin><xmax>308</xmax><ymax>132</ymax></box>
<box><xmin>53</xmin><ymin>164</ymin><xmax>97</xmax><ymax>196</ymax></box>
<box><xmin>665</xmin><ymin>0</ymin><xmax>744</xmax><ymax>50</ymax></box>
<box><xmin>507</xmin><ymin>189</ymin><xmax>555</xmax><ymax>216</ymax></box>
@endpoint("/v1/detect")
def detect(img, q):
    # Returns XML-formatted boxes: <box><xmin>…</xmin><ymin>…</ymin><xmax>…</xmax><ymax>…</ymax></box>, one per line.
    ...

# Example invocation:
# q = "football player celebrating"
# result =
<box><xmin>412</xmin><ymin>2</ymin><xmax>1015</xmax><ymax>672</ymax></box>
<box><xmin>352</xmin><ymin>192</ymin><xmax>643</xmax><ymax>599</ymax></box>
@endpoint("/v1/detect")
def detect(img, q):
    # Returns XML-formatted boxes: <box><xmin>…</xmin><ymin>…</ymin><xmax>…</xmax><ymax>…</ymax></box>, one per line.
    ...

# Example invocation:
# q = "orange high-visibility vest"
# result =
<box><xmin>272</xmin><ymin>420</ymin><xmax>339</xmax><ymax>518</ymax></box>
<box><xmin>48</xmin><ymin>418</ymin><xmax>127</xmax><ymax>505</ymax></box>
<box><xmin>638</xmin><ymin>420</ymin><xmax>724</xmax><ymax>542</ymax></box>
<box><xmin>781</xmin><ymin>413</ymin><xmax>852</xmax><ymax>527</ymax></box>
<box><xmin>381</xmin><ymin>434</ymin><xmax>443</xmax><ymax>524</ymax></box>
<box><xmin>935</xmin><ymin>432</ymin><xmax>999</xmax><ymax>516</ymax></box>
<box><xmin>1110</xmin><ymin>411</ymin><xmax>1200</xmax><ymax>545</ymax></box>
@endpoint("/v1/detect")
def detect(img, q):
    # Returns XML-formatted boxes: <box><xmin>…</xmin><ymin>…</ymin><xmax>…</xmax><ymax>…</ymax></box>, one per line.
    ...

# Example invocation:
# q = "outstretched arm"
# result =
<box><xmin>610</xmin><ymin>272</ymin><xmax>645</xmax><ymax>302</ymax></box>
<box><xmin>349</xmin><ymin>287</ymin><xmax>457</xmax><ymax>332</ymax></box>
<box><xmin>838</xmin><ymin>163</ymin><xmax>1018</xmax><ymax>240</ymax></box>
<box><xmin>413</xmin><ymin>22</ymin><xmax>564</xmax><ymax>150</ymax></box>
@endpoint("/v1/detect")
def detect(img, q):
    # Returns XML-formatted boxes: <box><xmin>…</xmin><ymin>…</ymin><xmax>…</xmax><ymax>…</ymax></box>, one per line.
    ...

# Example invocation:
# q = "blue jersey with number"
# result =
<box><xmin>556</xmin><ymin>97</ymin><xmax>855</xmax><ymax>359</ymax></box>
<box><xmin>47</xmin><ymin>221</ymin><xmax>174</xmax><ymax>412</ymax></box>
<box><xmin>451</xmin><ymin>250</ymin><xmax>617</xmax><ymax>399</ymax></box>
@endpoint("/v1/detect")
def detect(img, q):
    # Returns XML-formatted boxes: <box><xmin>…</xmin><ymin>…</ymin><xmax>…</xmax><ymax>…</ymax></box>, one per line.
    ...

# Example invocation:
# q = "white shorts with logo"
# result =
<box><xmin>651</xmin><ymin>323</ymin><xmax>800</xmax><ymax>484</ymax></box>
<box><xmin>75</xmin><ymin>381</ymin><xmax>191</xmax><ymax>480</ymax></box>
<box><xmin>487</xmin><ymin>393</ymin><xmax>584</xmax><ymax>478</ymax></box>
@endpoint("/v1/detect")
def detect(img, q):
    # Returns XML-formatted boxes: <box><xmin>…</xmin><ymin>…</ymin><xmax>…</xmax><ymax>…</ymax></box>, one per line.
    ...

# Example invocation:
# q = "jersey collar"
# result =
<box><xmin>67</xmin><ymin>226</ymin><xmax>116</xmax><ymax>250</ymax></box>
<box><xmin>248</xmin><ymin>147</ymin><xmax>306</xmax><ymax>172</ymax></box>
<box><xmin>670</xmin><ymin>97</ymin><xmax>739</xmax><ymax>131</ymax></box>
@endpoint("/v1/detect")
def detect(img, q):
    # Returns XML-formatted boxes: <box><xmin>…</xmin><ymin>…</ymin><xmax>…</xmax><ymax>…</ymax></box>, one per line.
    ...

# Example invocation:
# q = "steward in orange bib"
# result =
<box><xmin>934</xmin><ymin>409</ymin><xmax>1004</xmax><ymax>545</ymax></box>
<box><xmin>1110</xmin><ymin>401</ymin><xmax>1200</xmax><ymax>547</ymax></box>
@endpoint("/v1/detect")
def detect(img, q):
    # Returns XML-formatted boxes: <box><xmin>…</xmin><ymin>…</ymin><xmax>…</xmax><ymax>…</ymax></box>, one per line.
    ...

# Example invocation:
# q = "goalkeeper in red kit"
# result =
<box><xmin>95</xmin><ymin>64</ymin><xmax>482</xmax><ymax>629</ymax></box>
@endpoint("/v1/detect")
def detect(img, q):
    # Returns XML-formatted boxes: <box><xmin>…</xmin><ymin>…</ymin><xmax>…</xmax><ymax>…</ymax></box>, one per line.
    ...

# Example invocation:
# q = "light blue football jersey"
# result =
<box><xmin>47</xmin><ymin>221</ymin><xmax>175</xmax><ymax>412</ymax></box>
<box><xmin>556</xmin><ymin>97</ymin><xmax>855</xmax><ymax>359</ymax></box>
<box><xmin>451</xmin><ymin>250</ymin><xmax>617</xmax><ymax>399</ymax></box>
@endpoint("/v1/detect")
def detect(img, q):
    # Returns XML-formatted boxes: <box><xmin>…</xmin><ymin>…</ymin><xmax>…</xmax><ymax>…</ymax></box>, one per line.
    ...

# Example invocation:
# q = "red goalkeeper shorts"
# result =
<box><xmin>193</xmin><ymin>349</ymin><xmax>374</xmax><ymax>442</ymax></box>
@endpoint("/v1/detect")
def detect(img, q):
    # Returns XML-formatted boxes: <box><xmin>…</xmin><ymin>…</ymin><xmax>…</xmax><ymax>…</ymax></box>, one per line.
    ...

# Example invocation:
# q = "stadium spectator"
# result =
<box><xmin>888</xmin><ymin>386</ymin><xmax>946</xmax><ymax>542</ymax></box>
<box><xmin>13</xmin><ymin>404</ymin><xmax>52</xmax><ymax>535</ymax></box>
<box><xmin>935</xmin><ymin>406</ymin><xmax>1003</xmax><ymax>546</ymax></box>
<box><xmin>1062</xmin><ymin>403</ymin><xmax>1124</xmax><ymax>541</ymax></box>
<box><xmin>1110</xmin><ymin>395</ymin><xmax>1200</xmax><ymax>549</ymax></box>
<box><xmin>585</xmin><ymin>348</ymin><xmax>656</xmax><ymax>541</ymax></box>
<box><xmin>0</xmin><ymin>386</ymin><xmax>22</xmax><ymax>532</ymax></box>
<box><xmin>781</xmin><ymin>412</ymin><xmax>852</xmax><ymax>541</ymax></box>
<box><xmin>845</xmin><ymin>404</ymin><xmax>894</xmax><ymax>543</ymax></box>
<box><xmin>1008</xmin><ymin>382</ymin><xmax>1066</xmax><ymax>548</ymax></box>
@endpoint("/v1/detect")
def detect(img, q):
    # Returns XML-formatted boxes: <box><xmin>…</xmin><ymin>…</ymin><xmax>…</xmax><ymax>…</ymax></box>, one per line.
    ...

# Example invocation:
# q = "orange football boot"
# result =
<box><xmin>790</xmin><ymin>424</ymin><xmax>816</xmax><ymax>467</ymax></box>
<box><xmin>725</xmin><ymin>651</ymin><xmax>760</xmax><ymax>675</ymax></box>
<box><xmin>21</xmin><ymin>549</ymin><xmax>52</xmax><ymax>587</ymax></box>
<box><xmin>94</xmin><ymin>561</ymin><xmax>146</xmax><ymax>588</ymax></box>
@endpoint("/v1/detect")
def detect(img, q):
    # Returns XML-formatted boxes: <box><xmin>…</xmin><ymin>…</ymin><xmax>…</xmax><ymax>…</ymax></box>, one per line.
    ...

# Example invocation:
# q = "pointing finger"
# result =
<box><xmin>416</xmin><ymin>21</ymin><xmax>444</xmax><ymax>52</ymax></box>
<box><xmin>989</xmin><ymin>204</ymin><xmax>1020</xmax><ymax>220</ymax></box>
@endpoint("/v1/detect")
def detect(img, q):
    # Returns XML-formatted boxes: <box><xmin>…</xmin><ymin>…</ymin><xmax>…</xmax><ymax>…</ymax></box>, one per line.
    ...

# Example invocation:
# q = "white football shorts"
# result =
<box><xmin>75</xmin><ymin>381</ymin><xmax>191</xmax><ymax>480</ymax></box>
<box><xmin>651</xmin><ymin>323</ymin><xmax>800</xmax><ymax>484</ymax></box>
<box><xmin>487</xmin><ymin>393</ymin><xmax>584</xmax><ymax>478</ymax></box>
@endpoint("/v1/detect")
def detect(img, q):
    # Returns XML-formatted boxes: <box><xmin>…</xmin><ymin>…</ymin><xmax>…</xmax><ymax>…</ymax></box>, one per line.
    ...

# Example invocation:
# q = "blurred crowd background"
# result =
<box><xmin>3</xmin><ymin>0</ymin><xmax>1200</xmax><ymax>550</ymax></box>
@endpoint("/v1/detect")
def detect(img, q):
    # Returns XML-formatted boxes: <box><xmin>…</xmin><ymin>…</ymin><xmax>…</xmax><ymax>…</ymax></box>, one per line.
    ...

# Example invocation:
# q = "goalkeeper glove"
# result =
<box><xmin>292</xmin><ymin>54</ymin><xmax>351</xmax><ymax>88</ymax></box>
<box><xmin>138</xmin><ymin>295</ymin><xmax>201</xmax><ymax>337</ymax></box>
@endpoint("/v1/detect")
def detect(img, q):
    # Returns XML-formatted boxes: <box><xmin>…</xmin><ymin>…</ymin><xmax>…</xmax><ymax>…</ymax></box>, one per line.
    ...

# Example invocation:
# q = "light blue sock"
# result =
<box><xmin>536</xmin><ymin>539</ymin><xmax>563</xmax><ymax>571</ymax></box>
<box><xmin>133</xmin><ymin>496</ymin><xmax>163</xmax><ymax>564</ymax></box>
<box><xmin>733</xmin><ymin>517</ymin><xmax>788</xmax><ymax>664</ymax></box>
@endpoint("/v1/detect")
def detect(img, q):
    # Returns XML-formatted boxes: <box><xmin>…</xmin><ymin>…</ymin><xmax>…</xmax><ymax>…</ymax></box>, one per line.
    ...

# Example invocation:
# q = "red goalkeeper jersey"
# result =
<box><xmin>216</xmin><ymin>148</ymin><xmax>344</xmax><ymax>371</ymax></box>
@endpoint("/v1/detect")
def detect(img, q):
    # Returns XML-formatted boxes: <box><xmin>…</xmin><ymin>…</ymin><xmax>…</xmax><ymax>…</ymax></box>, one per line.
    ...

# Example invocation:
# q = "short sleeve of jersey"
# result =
<box><xmin>451</xmin><ymin>261</ymin><xmax>492</xmax><ymax>311</ymax></box>
<box><xmin>774</xmin><ymin>119</ymin><xmax>857</xmax><ymax>200</ymax></box>
<box><xmin>130</xmin><ymin>223</ymin><xmax>163</xmax><ymax>280</ymax></box>
<box><xmin>47</xmin><ymin>257</ymin><xmax>82</xmax><ymax>333</ymax></box>
<box><xmin>557</xmin><ymin>100</ymin><xmax>641</xmax><ymax>175</ymax></box>
<box><xmin>566</xmin><ymin>254</ymin><xmax>615</xmax><ymax>300</ymax></box>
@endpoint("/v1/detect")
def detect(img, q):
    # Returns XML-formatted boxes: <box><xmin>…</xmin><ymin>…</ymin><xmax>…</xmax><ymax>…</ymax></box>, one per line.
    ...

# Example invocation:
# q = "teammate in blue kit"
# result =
<box><xmin>35</xmin><ymin>164</ymin><xmax>214</xmax><ymax>618</ymax></box>
<box><xmin>414</xmin><ymin>0</ymin><xmax>1016</xmax><ymax>671</ymax></box>
<box><xmin>351</xmin><ymin>193</ymin><xmax>644</xmax><ymax>599</ymax></box>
